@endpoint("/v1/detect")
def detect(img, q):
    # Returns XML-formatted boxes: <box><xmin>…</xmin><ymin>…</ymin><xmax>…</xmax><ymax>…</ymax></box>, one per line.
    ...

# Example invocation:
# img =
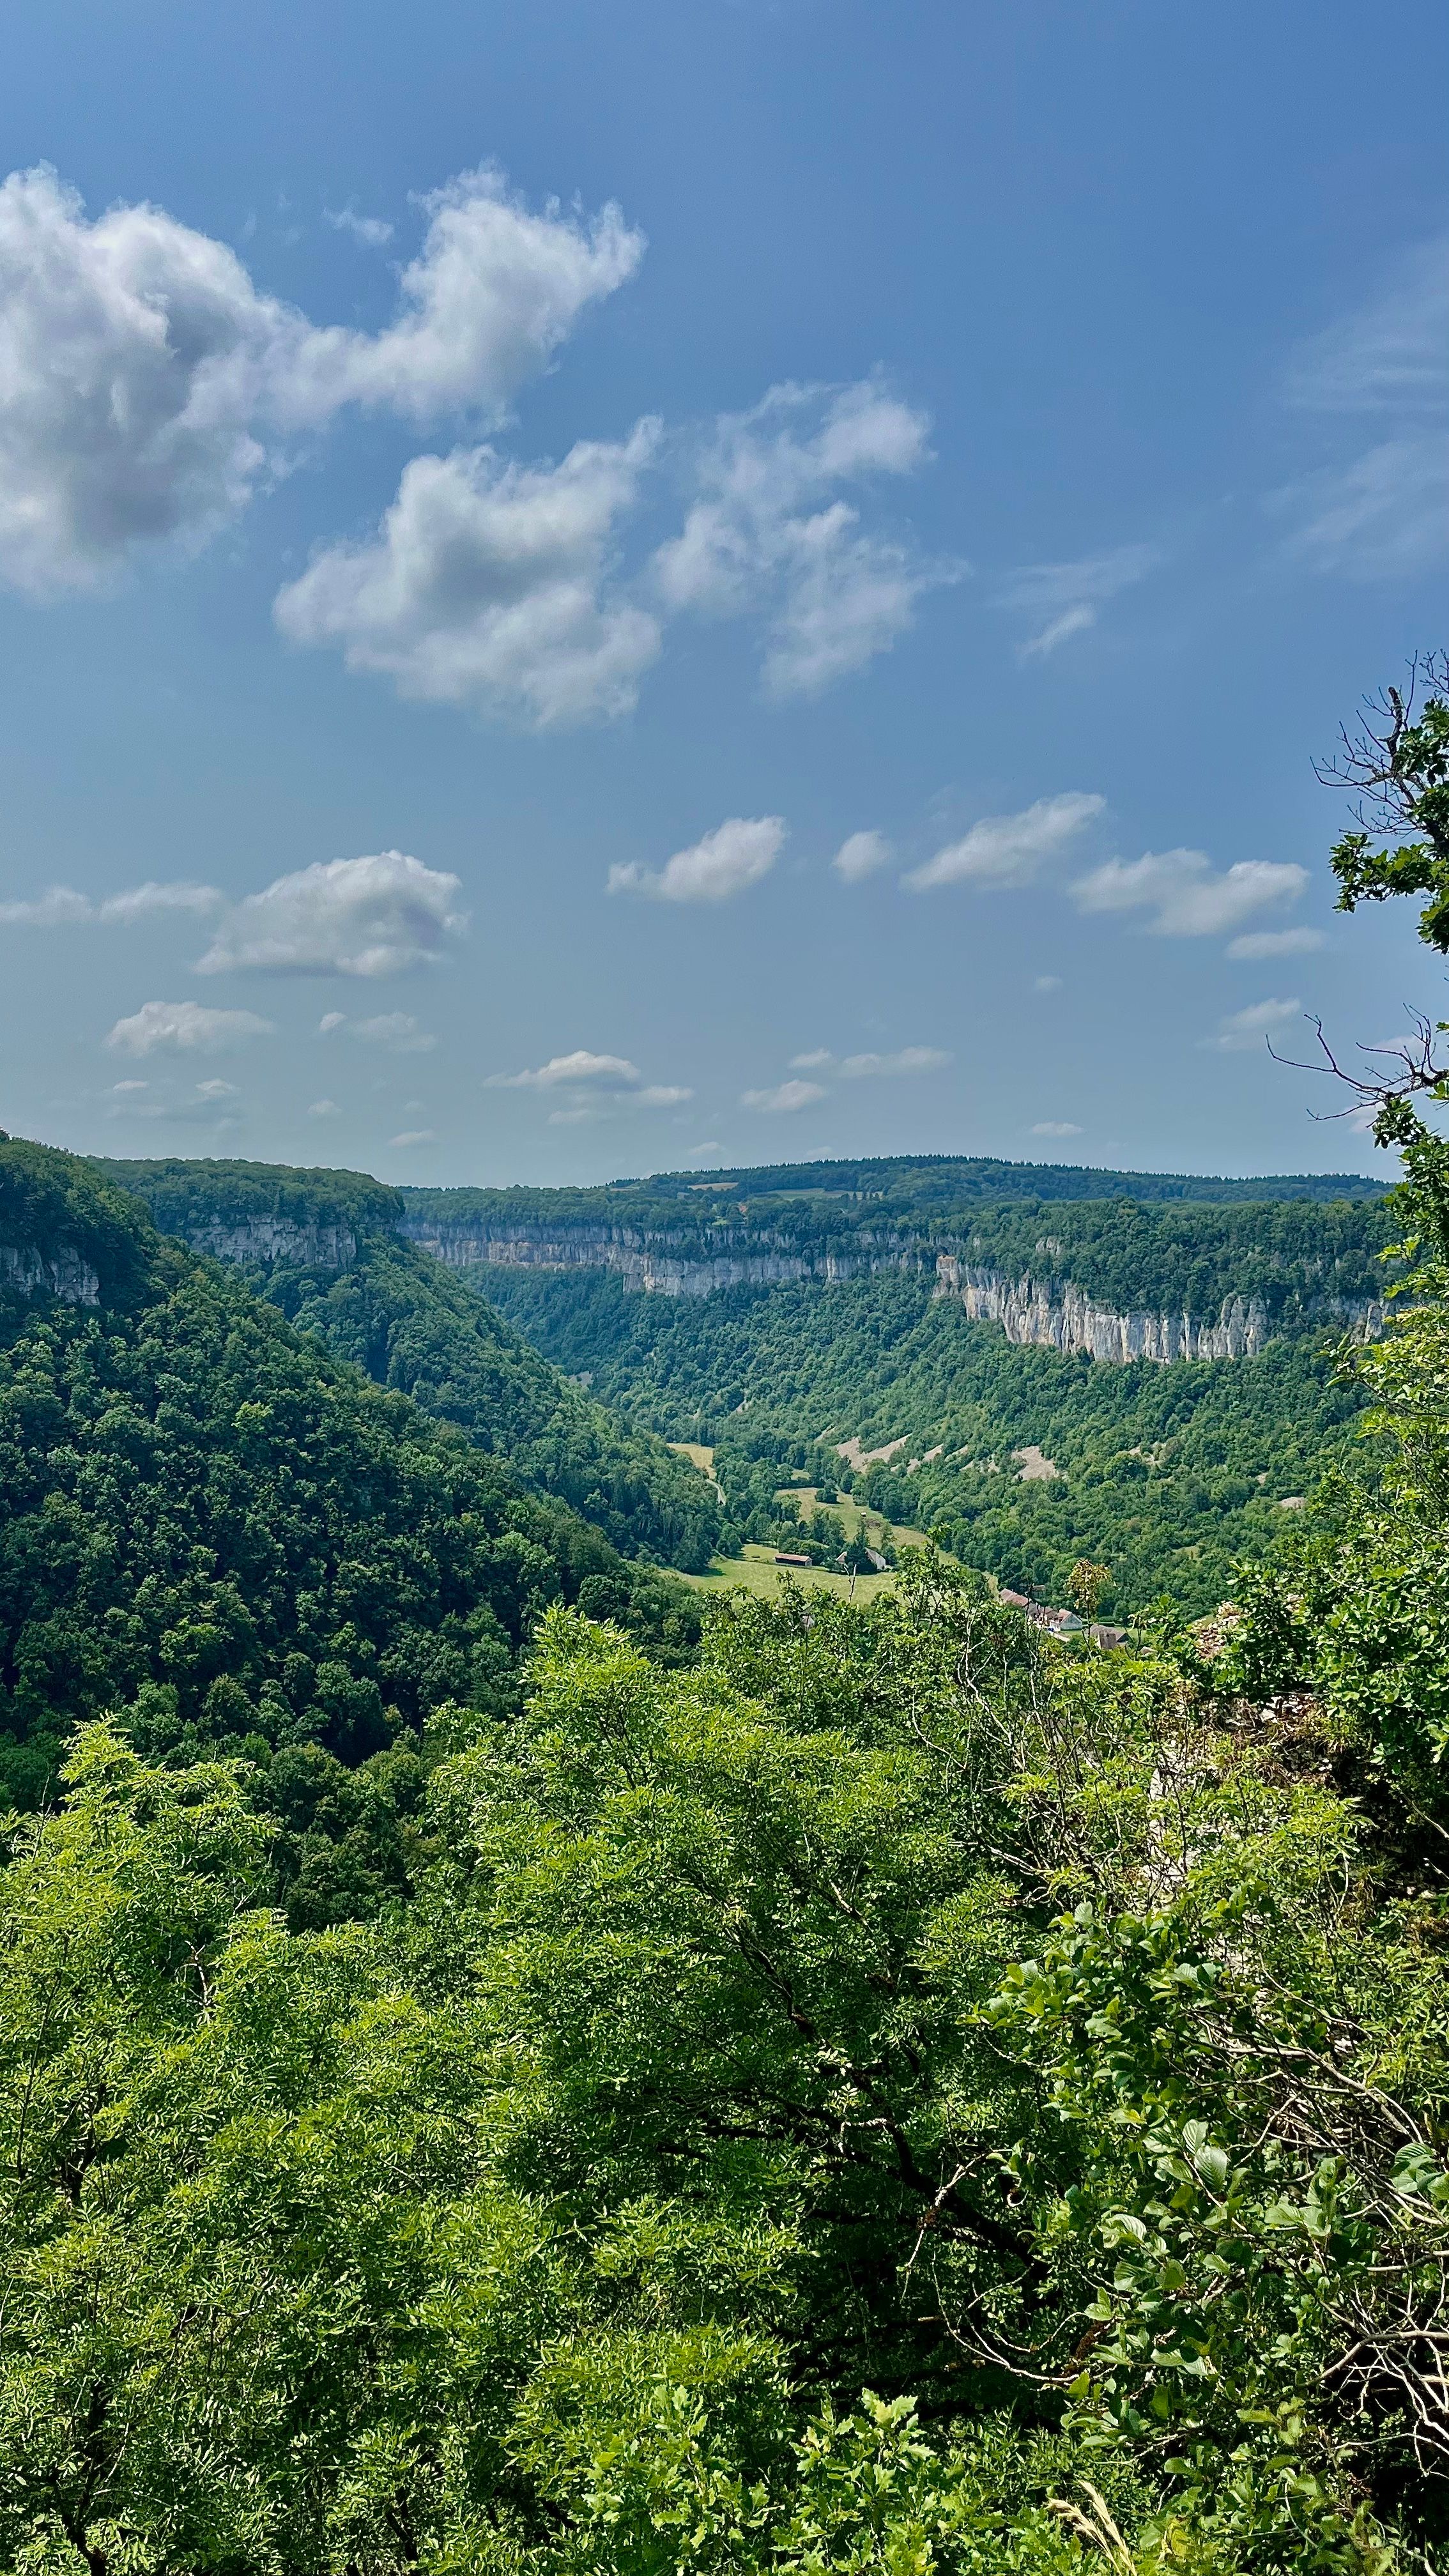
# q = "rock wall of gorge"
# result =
<box><xmin>397</xmin><ymin>1215</ymin><xmax>1384</xmax><ymax>1363</ymax></box>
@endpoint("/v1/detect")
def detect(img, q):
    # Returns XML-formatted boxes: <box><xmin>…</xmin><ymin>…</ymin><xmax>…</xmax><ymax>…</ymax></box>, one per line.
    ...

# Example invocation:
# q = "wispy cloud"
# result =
<box><xmin>997</xmin><ymin>542</ymin><xmax>1158</xmax><ymax>659</ymax></box>
<box><xmin>324</xmin><ymin>204</ymin><xmax>394</xmax><ymax>247</ymax></box>
<box><xmin>906</xmin><ymin>792</ymin><xmax>1103</xmax><ymax>892</ymax></box>
<box><xmin>1204</xmin><ymin>997</ymin><xmax>1303</xmax><ymax>1052</ymax></box>
<box><xmin>740</xmin><ymin>1078</ymin><xmax>827</xmax><ymax>1114</ymax></box>
<box><xmin>0</xmin><ymin>880</ymin><xmax>222</xmax><ymax>927</ymax></box>
<box><xmin>654</xmin><ymin>378</ymin><xmax>953</xmax><ymax>698</ymax></box>
<box><xmin>608</xmin><ymin>816</ymin><xmax>784</xmax><ymax>904</ymax></box>
<box><xmin>321</xmin><ymin>1010</ymin><xmax>436</xmax><ymax>1052</ymax></box>
<box><xmin>1227</xmin><ymin>926</ymin><xmax>1326</xmax><ymax>960</ymax></box>
<box><xmin>1072</xmin><ymin>848</ymin><xmax>1307</xmax><ymax>937</ymax></box>
<box><xmin>1278</xmin><ymin>236</ymin><xmax>1449</xmax><ymax>576</ymax></box>
<box><xmin>1031</xmin><ymin>1119</ymin><xmax>1082</xmax><ymax>1136</ymax></box>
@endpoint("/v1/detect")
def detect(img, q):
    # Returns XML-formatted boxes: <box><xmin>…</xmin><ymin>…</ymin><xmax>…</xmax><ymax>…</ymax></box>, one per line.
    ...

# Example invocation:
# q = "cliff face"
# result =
<box><xmin>176</xmin><ymin>1216</ymin><xmax>360</xmax><ymax>1271</ymax></box>
<box><xmin>401</xmin><ymin>1214</ymin><xmax>874</xmax><ymax>1296</ymax></box>
<box><xmin>0</xmin><ymin>1243</ymin><xmax>101</xmax><ymax>1307</ymax></box>
<box><xmin>935</xmin><ymin>1255</ymin><xmax>1273</xmax><ymax>1362</ymax></box>
<box><xmin>400</xmin><ymin>1214</ymin><xmax>1384</xmax><ymax>1365</ymax></box>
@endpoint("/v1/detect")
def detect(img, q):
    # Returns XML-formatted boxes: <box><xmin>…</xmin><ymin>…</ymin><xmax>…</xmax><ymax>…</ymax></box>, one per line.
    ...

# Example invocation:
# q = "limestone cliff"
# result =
<box><xmin>398</xmin><ymin>1213</ymin><xmax>1383</xmax><ymax>1365</ymax></box>
<box><xmin>176</xmin><ymin>1215</ymin><xmax>359</xmax><ymax>1271</ymax></box>
<box><xmin>0</xmin><ymin>1243</ymin><xmax>101</xmax><ymax>1307</ymax></box>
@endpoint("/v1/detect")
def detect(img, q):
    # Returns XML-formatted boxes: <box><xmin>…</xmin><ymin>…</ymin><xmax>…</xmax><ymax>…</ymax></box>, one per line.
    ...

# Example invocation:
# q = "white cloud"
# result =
<box><xmin>307</xmin><ymin>1097</ymin><xmax>341</xmax><ymax>1117</ymax></box>
<box><xmin>1227</xmin><ymin>926</ymin><xmax>1327</xmax><ymax>959</ymax></box>
<box><xmin>106</xmin><ymin>1000</ymin><xmax>275</xmax><ymax>1055</ymax></box>
<box><xmin>906</xmin><ymin>792</ymin><xmax>1103</xmax><ymax>891</ymax></box>
<box><xmin>1287</xmin><ymin>237</ymin><xmax>1449</xmax><ymax>415</ymax></box>
<box><xmin>1031</xmin><ymin>1120</ymin><xmax>1082</xmax><ymax>1137</ymax></box>
<box><xmin>839</xmin><ymin>1046</ymin><xmax>950</xmax><ymax>1078</ymax></box>
<box><xmin>389</xmin><ymin>1128</ymin><xmax>436</xmax><ymax>1147</ymax></box>
<box><xmin>341</xmin><ymin>1012</ymin><xmax>437</xmax><ymax>1052</ymax></box>
<box><xmin>740</xmin><ymin>1078</ymin><xmax>827</xmax><ymax>1113</ymax></box>
<box><xmin>1071</xmin><ymin>848</ymin><xmax>1307</xmax><ymax>937</ymax></box>
<box><xmin>608</xmin><ymin>815</ymin><xmax>784</xmax><ymax>904</ymax></box>
<box><xmin>832</xmin><ymin>829</ymin><xmax>892</xmax><ymax>882</ymax></box>
<box><xmin>1279</xmin><ymin>238</ymin><xmax>1449</xmax><ymax>575</ymax></box>
<box><xmin>0</xmin><ymin>878</ymin><xmax>222</xmax><ymax>926</ymax></box>
<box><xmin>0</xmin><ymin>162</ymin><xmax>643</xmax><ymax>593</ymax></box>
<box><xmin>654</xmin><ymin>379</ymin><xmax>948</xmax><ymax>698</ymax></box>
<box><xmin>1205</xmin><ymin>997</ymin><xmax>1303</xmax><ymax>1052</ymax></box>
<box><xmin>490</xmin><ymin>1049</ymin><xmax>643</xmax><ymax>1091</ymax></box>
<box><xmin>275</xmin><ymin>427</ymin><xmax>662</xmax><ymax>726</ymax></box>
<box><xmin>997</xmin><ymin>542</ymin><xmax>1158</xmax><ymax>658</ymax></box>
<box><xmin>788</xmin><ymin>1049</ymin><xmax>834</xmax><ymax>1070</ymax></box>
<box><xmin>1032</xmin><ymin>974</ymin><xmax>1063</xmax><ymax>993</ymax></box>
<box><xmin>487</xmin><ymin>1049</ymin><xmax>691</xmax><ymax>1108</ymax></box>
<box><xmin>324</xmin><ymin>206</ymin><xmax>394</xmax><ymax>247</ymax></box>
<box><xmin>197</xmin><ymin>850</ymin><xmax>465</xmax><ymax>977</ymax></box>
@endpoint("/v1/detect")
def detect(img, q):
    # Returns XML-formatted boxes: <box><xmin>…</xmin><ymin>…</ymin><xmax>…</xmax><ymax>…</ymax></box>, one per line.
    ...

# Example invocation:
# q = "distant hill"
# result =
<box><xmin>0</xmin><ymin>1137</ymin><xmax>698</xmax><ymax>1814</ymax></box>
<box><xmin>96</xmin><ymin>1156</ymin><xmax>722</xmax><ymax>1570</ymax></box>
<box><xmin>597</xmin><ymin>1154</ymin><xmax>1388</xmax><ymax>1206</ymax></box>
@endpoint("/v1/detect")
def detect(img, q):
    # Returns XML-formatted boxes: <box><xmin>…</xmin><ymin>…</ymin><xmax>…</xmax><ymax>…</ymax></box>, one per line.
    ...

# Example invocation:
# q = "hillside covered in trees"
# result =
<box><xmin>98</xmin><ymin>1156</ymin><xmax>722</xmax><ymax>1571</ymax></box>
<box><xmin>3</xmin><ymin>657</ymin><xmax>1449</xmax><ymax>2571</ymax></box>
<box><xmin>0</xmin><ymin>1138</ymin><xmax>698</xmax><ymax>1826</ymax></box>
<box><xmin>477</xmin><ymin>1261</ymin><xmax>1381</xmax><ymax>1618</ymax></box>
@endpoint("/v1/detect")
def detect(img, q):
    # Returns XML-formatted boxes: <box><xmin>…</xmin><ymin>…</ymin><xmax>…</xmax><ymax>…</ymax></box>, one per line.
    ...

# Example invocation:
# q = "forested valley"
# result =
<box><xmin>2</xmin><ymin>661</ymin><xmax>1449</xmax><ymax>2573</ymax></box>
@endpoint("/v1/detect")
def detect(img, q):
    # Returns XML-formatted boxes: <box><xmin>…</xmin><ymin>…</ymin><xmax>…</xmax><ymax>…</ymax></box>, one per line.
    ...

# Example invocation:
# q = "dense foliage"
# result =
<box><xmin>3</xmin><ymin>1545</ymin><xmax>1445</xmax><ymax>2571</ymax></box>
<box><xmin>98</xmin><ymin>1157</ymin><xmax>721</xmax><ymax>1570</ymax></box>
<box><xmin>0</xmin><ymin>1144</ymin><xmax>698</xmax><ymax>1819</ymax></box>
<box><xmin>480</xmin><ymin>1263</ymin><xmax>1380</xmax><ymax>1618</ymax></box>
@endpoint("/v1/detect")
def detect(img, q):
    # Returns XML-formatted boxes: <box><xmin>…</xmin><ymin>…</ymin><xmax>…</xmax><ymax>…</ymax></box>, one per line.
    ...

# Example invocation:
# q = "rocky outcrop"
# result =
<box><xmin>395</xmin><ymin>1213</ymin><xmax>1384</xmax><ymax>1366</ymax></box>
<box><xmin>401</xmin><ymin>1216</ymin><xmax>873</xmax><ymax>1298</ymax></box>
<box><xmin>934</xmin><ymin>1255</ymin><xmax>1273</xmax><ymax>1361</ymax></box>
<box><xmin>1</xmin><ymin>1243</ymin><xmax>101</xmax><ymax>1307</ymax></box>
<box><xmin>176</xmin><ymin>1217</ymin><xmax>358</xmax><ymax>1271</ymax></box>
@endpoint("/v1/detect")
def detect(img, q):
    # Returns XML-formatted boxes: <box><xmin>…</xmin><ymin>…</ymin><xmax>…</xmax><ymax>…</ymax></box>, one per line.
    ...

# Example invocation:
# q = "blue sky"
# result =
<box><xmin>1</xmin><ymin>0</ymin><xmax>1446</xmax><ymax>1184</ymax></box>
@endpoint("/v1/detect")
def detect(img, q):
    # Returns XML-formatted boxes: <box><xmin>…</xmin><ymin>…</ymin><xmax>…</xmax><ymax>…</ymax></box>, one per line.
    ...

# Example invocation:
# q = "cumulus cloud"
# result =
<box><xmin>997</xmin><ymin>542</ymin><xmax>1158</xmax><ymax>658</ymax></box>
<box><xmin>832</xmin><ymin>829</ymin><xmax>892</xmax><ymax>883</ymax></box>
<box><xmin>307</xmin><ymin>1097</ymin><xmax>342</xmax><ymax>1117</ymax></box>
<box><xmin>1227</xmin><ymin>926</ymin><xmax>1327</xmax><ymax>959</ymax></box>
<box><xmin>1278</xmin><ymin>238</ymin><xmax>1449</xmax><ymax>576</ymax></box>
<box><xmin>906</xmin><ymin>792</ymin><xmax>1104</xmax><ymax>892</ymax></box>
<box><xmin>105</xmin><ymin>1000</ymin><xmax>275</xmax><ymax>1055</ymax></box>
<box><xmin>608</xmin><ymin>815</ymin><xmax>784</xmax><ymax>904</ymax></box>
<box><xmin>0</xmin><ymin>878</ymin><xmax>222</xmax><ymax>926</ymax></box>
<box><xmin>197</xmin><ymin>850</ymin><xmax>465</xmax><ymax>977</ymax></box>
<box><xmin>389</xmin><ymin>1128</ymin><xmax>436</xmax><ymax>1148</ymax></box>
<box><xmin>740</xmin><ymin>1078</ymin><xmax>827</xmax><ymax>1114</ymax></box>
<box><xmin>654</xmin><ymin>379</ymin><xmax>949</xmax><ymax>698</ymax></box>
<box><xmin>486</xmin><ymin>1049</ymin><xmax>691</xmax><ymax>1110</ymax></box>
<box><xmin>1206</xmin><ymin>997</ymin><xmax>1303</xmax><ymax>1052</ymax></box>
<box><xmin>0</xmin><ymin>162</ymin><xmax>643</xmax><ymax>593</ymax></box>
<box><xmin>1071</xmin><ymin>848</ymin><xmax>1308</xmax><ymax>937</ymax></box>
<box><xmin>788</xmin><ymin>1050</ymin><xmax>834</xmax><ymax>1071</ymax></box>
<box><xmin>1031</xmin><ymin>1120</ymin><xmax>1082</xmax><ymax>1137</ymax></box>
<box><xmin>1033</xmin><ymin>974</ymin><xmax>1063</xmax><ymax>993</ymax></box>
<box><xmin>275</xmin><ymin>427</ymin><xmax>661</xmax><ymax>726</ymax></box>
